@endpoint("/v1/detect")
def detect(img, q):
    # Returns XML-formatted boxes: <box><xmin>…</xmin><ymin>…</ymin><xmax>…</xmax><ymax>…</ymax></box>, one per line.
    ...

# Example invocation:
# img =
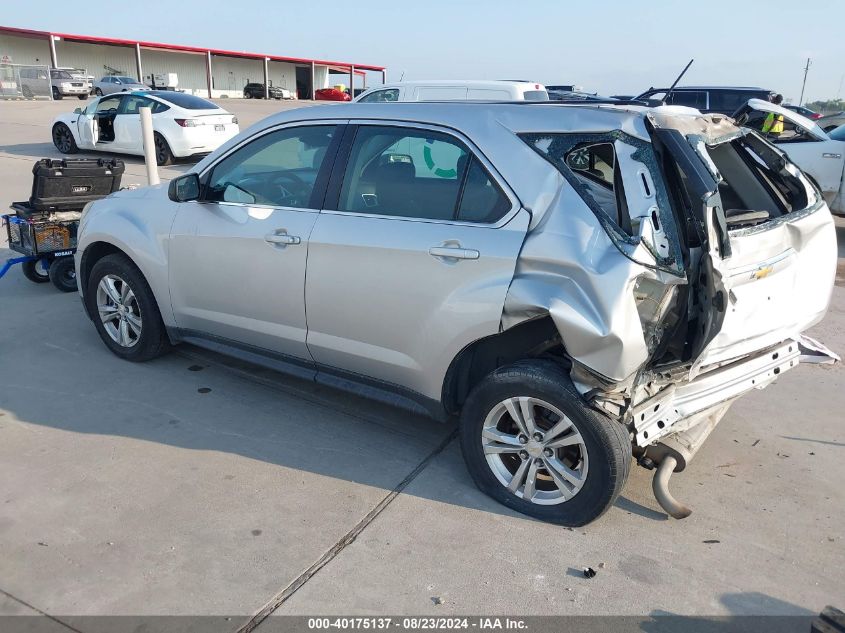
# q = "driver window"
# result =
<box><xmin>206</xmin><ymin>125</ymin><xmax>337</xmax><ymax>208</ymax></box>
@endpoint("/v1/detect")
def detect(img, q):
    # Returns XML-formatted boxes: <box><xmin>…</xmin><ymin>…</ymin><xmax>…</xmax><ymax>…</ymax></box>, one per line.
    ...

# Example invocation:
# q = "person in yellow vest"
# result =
<box><xmin>762</xmin><ymin>94</ymin><xmax>785</xmax><ymax>135</ymax></box>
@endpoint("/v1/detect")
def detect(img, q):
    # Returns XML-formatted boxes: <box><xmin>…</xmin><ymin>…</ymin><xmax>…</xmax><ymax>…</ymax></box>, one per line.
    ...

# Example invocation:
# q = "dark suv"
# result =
<box><xmin>243</xmin><ymin>83</ymin><xmax>286</xmax><ymax>99</ymax></box>
<box><xmin>635</xmin><ymin>86</ymin><xmax>775</xmax><ymax>115</ymax></box>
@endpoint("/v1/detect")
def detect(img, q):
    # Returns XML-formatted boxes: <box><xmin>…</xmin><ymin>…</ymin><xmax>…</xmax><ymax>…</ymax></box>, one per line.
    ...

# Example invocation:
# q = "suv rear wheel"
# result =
<box><xmin>86</xmin><ymin>254</ymin><xmax>170</xmax><ymax>362</ymax></box>
<box><xmin>459</xmin><ymin>360</ymin><xmax>631</xmax><ymax>526</ymax></box>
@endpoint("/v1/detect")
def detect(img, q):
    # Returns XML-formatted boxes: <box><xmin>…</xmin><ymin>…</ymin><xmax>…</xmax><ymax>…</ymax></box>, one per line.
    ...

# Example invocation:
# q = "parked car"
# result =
<box><xmin>74</xmin><ymin>101</ymin><xmax>837</xmax><ymax>526</ymax></box>
<box><xmin>51</xmin><ymin>91</ymin><xmax>239</xmax><ymax>165</ymax></box>
<box><xmin>315</xmin><ymin>87</ymin><xmax>351</xmax><ymax>101</ymax></box>
<box><xmin>93</xmin><ymin>76</ymin><xmax>148</xmax><ymax>96</ymax></box>
<box><xmin>17</xmin><ymin>66</ymin><xmax>50</xmax><ymax>98</ymax></box>
<box><xmin>243</xmin><ymin>82</ymin><xmax>291</xmax><ymax>100</ymax></box>
<box><xmin>733</xmin><ymin>99</ymin><xmax>844</xmax><ymax>216</ymax></box>
<box><xmin>818</xmin><ymin>111</ymin><xmax>845</xmax><ymax>133</ymax></box>
<box><xmin>636</xmin><ymin>86</ymin><xmax>775</xmax><ymax>115</ymax></box>
<box><xmin>49</xmin><ymin>69</ymin><xmax>89</xmax><ymax>100</ymax></box>
<box><xmin>56</xmin><ymin>67</ymin><xmax>94</xmax><ymax>94</ymax></box>
<box><xmin>355</xmin><ymin>80</ymin><xmax>549</xmax><ymax>103</ymax></box>
<box><xmin>783</xmin><ymin>104</ymin><xmax>822</xmax><ymax>120</ymax></box>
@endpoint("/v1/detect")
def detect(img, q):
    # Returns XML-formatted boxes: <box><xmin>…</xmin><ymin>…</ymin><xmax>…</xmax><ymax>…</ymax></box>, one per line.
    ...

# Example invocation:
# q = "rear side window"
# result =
<box><xmin>337</xmin><ymin>125</ymin><xmax>510</xmax><ymax>223</ymax></box>
<box><xmin>666</xmin><ymin>90</ymin><xmax>707</xmax><ymax>109</ymax></box>
<box><xmin>148</xmin><ymin>91</ymin><xmax>219</xmax><ymax>110</ymax></box>
<box><xmin>358</xmin><ymin>88</ymin><xmax>399</xmax><ymax>103</ymax></box>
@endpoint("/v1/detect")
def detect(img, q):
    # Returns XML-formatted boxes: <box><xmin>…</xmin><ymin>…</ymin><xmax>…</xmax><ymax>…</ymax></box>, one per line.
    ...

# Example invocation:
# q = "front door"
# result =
<box><xmin>305</xmin><ymin>123</ymin><xmax>529</xmax><ymax>400</ymax></box>
<box><xmin>169</xmin><ymin>123</ymin><xmax>341</xmax><ymax>361</ymax></box>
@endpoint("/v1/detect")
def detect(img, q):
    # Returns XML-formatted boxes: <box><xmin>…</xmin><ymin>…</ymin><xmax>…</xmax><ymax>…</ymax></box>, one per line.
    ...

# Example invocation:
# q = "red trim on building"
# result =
<box><xmin>0</xmin><ymin>24</ymin><xmax>385</xmax><ymax>71</ymax></box>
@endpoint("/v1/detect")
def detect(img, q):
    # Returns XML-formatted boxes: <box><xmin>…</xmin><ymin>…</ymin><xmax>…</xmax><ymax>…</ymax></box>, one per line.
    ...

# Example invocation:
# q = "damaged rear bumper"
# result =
<box><xmin>635</xmin><ymin>335</ymin><xmax>839</xmax><ymax>451</ymax></box>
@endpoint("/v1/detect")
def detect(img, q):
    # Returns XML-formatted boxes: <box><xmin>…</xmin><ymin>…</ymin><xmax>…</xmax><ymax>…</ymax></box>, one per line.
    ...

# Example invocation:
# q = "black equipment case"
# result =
<box><xmin>29</xmin><ymin>158</ymin><xmax>125</xmax><ymax>212</ymax></box>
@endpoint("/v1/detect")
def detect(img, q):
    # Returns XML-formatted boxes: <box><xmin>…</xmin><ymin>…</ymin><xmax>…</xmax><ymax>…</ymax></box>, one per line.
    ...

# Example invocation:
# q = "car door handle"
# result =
<box><xmin>822</xmin><ymin>153</ymin><xmax>842</xmax><ymax>159</ymax></box>
<box><xmin>429</xmin><ymin>246</ymin><xmax>479</xmax><ymax>260</ymax></box>
<box><xmin>264</xmin><ymin>233</ymin><xmax>301</xmax><ymax>245</ymax></box>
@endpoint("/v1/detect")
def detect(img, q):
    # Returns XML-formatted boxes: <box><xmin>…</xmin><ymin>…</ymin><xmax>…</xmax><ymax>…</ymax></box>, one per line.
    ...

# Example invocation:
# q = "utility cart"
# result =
<box><xmin>0</xmin><ymin>158</ymin><xmax>124</xmax><ymax>292</ymax></box>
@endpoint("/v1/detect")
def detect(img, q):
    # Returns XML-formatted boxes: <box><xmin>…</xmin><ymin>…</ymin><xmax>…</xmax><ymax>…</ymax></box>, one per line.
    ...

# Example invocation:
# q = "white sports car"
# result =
<box><xmin>734</xmin><ymin>99</ymin><xmax>844</xmax><ymax>216</ymax></box>
<box><xmin>51</xmin><ymin>91</ymin><xmax>239</xmax><ymax>165</ymax></box>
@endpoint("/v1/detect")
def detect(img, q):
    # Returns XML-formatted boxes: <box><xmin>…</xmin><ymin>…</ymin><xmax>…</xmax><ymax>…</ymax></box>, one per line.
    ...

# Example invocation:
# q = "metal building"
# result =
<box><xmin>0</xmin><ymin>25</ymin><xmax>386</xmax><ymax>99</ymax></box>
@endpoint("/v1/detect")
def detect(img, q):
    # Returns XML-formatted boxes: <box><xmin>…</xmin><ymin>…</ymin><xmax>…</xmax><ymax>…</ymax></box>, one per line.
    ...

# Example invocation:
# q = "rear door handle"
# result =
<box><xmin>264</xmin><ymin>233</ymin><xmax>301</xmax><ymax>245</ymax></box>
<box><xmin>429</xmin><ymin>246</ymin><xmax>479</xmax><ymax>260</ymax></box>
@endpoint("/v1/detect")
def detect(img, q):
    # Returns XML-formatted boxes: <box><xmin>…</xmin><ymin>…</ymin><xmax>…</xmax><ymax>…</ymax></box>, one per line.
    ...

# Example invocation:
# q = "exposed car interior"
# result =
<box><xmin>90</xmin><ymin>96</ymin><xmax>122</xmax><ymax>143</ymax></box>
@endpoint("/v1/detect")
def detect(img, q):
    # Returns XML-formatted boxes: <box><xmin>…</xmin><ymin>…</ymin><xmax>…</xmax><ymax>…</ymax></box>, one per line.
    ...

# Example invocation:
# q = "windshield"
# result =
<box><xmin>147</xmin><ymin>91</ymin><xmax>219</xmax><ymax>110</ymax></box>
<box><xmin>828</xmin><ymin>125</ymin><xmax>845</xmax><ymax>142</ymax></box>
<box><xmin>51</xmin><ymin>71</ymin><xmax>72</xmax><ymax>79</ymax></box>
<box><xmin>117</xmin><ymin>76</ymin><xmax>137</xmax><ymax>84</ymax></box>
<box><xmin>523</xmin><ymin>90</ymin><xmax>549</xmax><ymax>101</ymax></box>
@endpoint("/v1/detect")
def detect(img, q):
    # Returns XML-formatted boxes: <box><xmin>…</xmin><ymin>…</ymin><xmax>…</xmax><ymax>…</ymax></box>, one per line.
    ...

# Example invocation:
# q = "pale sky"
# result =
<box><xmin>4</xmin><ymin>0</ymin><xmax>844</xmax><ymax>102</ymax></box>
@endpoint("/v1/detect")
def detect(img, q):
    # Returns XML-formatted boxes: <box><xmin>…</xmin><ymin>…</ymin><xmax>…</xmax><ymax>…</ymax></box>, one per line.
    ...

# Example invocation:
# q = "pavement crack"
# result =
<box><xmin>0</xmin><ymin>587</ymin><xmax>85</xmax><ymax>633</ymax></box>
<box><xmin>236</xmin><ymin>429</ymin><xmax>457</xmax><ymax>633</ymax></box>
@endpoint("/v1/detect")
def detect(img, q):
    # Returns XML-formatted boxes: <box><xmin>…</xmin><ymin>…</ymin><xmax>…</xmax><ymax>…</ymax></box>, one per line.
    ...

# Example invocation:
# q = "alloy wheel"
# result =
<box><xmin>96</xmin><ymin>274</ymin><xmax>142</xmax><ymax>347</ymax></box>
<box><xmin>53</xmin><ymin>125</ymin><xmax>73</xmax><ymax>153</ymax></box>
<box><xmin>482</xmin><ymin>396</ymin><xmax>589</xmax><ymax>505</ymax></box>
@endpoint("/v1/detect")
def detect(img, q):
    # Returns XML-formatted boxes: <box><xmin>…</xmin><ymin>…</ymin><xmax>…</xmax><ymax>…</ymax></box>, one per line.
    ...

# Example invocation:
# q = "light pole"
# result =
<box><xmin>799</xmin><ymin>57</ymin><xmax>812</xmax><ymax>107</ymax></box>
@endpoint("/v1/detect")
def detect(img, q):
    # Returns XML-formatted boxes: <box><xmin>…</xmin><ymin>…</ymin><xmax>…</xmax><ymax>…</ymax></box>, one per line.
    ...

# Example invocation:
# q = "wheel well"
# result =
<box><xmin>441</xmin><ymin>316</ymin><xmax>568</xmax><ymax>415</ymax></box>
<box><xmin>79</xmin><ymin>241</ymin><xmax>131</xmax><ymax>317</ymax></box>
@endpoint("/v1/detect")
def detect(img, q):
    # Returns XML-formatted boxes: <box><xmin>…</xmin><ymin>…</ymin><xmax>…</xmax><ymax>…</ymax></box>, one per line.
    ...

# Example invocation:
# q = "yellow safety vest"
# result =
<box><xmin>763</xmin><ymin>112</ymin><xmax>784</xmax><ymax>134</ymax></box>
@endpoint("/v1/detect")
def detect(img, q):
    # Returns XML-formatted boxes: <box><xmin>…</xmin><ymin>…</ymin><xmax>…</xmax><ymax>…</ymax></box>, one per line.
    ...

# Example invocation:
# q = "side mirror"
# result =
<box><xmin>168</xmin><ymin>173</ymin><xmax>200</xmax><ymax>202</ymax></box>
<box><xmin>73</xmin><ymin>107</ymin><xmax>83</xmax><ymax>115</ymax></box>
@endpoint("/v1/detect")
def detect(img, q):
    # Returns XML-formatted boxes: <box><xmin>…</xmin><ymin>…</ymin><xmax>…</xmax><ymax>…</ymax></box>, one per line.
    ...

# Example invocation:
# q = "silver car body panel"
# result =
<box><xmin>78</xmin><ymin>102</ymin><xmax>838</xmax><ymax>447</ymax></box>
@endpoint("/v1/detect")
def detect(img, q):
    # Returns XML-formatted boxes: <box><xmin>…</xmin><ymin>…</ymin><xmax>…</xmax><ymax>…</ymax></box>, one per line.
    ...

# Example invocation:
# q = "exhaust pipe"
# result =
<box><xmin>652</xmin><ymin>455</ymin><xmax>691</xmax><ymax>519</ymax></box>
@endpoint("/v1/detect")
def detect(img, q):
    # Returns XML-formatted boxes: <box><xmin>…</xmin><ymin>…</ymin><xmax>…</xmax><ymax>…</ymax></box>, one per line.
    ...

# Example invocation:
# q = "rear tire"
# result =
<box><xmin>22</xmin><ymin>85</ymin><xmax>33</xmax><ymax>98</ymax></box>
<box><xmin>48</xmin><ymin>257</ymin><xmax>77</xmax><ymax>292</ymax></box>
<box><xmin>459</xmin><ymin>360</ymin><xmax>632</xmax><ymax>526</ymax></box>
<box><xmin>77</xmin><ymin>94</ymin><xmax>87</xmax><ymax>100</ymax></box>
<box><xmin>86</xmin><ymin>254</ymin><xmax>170</xmax><ymax>362</ymax></box>
<box><xmin>94</xmin><ymin>88</ymin><xmax>103</xmax><ymax>96</ymax></box>
<box><xmin>21</xmin><ymin>259</ymin><xmax>50</xmax><ymax>284</ymax></box>
<box><xmin>153</xmin><ymin>133</ymin><xmax>174</xmax><ymax>166</ymax></box>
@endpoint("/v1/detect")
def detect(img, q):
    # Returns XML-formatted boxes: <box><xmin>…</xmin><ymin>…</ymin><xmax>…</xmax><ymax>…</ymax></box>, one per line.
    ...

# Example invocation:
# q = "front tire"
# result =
<box><xmin>86</xmin><ymin>254</ymin><xmax>170</xmax><ymax>362</ymax></box>
<box><xmin>78</xmin><ymin>94</ymin><xmax>88</xmax><ymax>100</ymax></box>
<box><xmin>48</xmin><ymin>257</ymin><xmax>77</xmax><ymax>292</ymax></box>
<box><xmin>459</xmin><ymin>360</ymin><xmax>631</xmax><ymax>526</ymax></box>
<box><xmin>94</xmin><ymin>88</ymin><xmax>103</xmax><ymax>96</ymax></box>
<box><xmin>52</xmin><ymin>86</ymin><xmax>63</xmax><ymax>100</ymax></box>
<box><xmin>22</xmin><ymin>85</ymin><xmax>33</xmax><ymax>98</ymax></box>
<box><xmin>52</xmin><ymin>123</ymin><xmax>79</xmax><ymax>154</ymax></box>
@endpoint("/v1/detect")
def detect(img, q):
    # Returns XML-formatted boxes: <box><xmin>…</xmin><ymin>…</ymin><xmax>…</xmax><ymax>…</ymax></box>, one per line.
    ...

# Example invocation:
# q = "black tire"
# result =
<box><xmin>459</xmin><ymin>360</ymin><xmax>632</xmax><ymax>526</ymax></box>
<box><xmin>154</xmin><ymin>132</ymin><xmax>174</xmax><ymax>166</ymax></box>
<box><xmin>94</xmin><ymin>88</ymin><xmax>103</xmax><ymax>96</ymax></box>
<box><xmin>21</xmin><ymin>259</ymin><xmax>50</xmax><ymax>284</ymax></box>
<box><xmin>21</xmin><ymin>85</ymin><xmax>33</xmax><ymax>98</ymax></box>
<box><xmin>48</xmin><ymin>257</ymin><xmax>77</xmax><ymax>292</ymax></box>
<box><xmin>52</xmin><ymin>123</ymin><xmax>79</xmax><ymax>154</ymax></box>
<box><xmin>86</xmin><ymin>254</ymin><xmax>170</xmax><ymax>362</ymax></box>
<box><xmin>244</xmin><ymin>92</ymin><xmax>252</xmax><ymax>99</ymax></box>
<box><xmin>78</xmin><ymin>94</ymin><xmax>88</xmax><ymax>100</ymax></box>
<box><xmin>52</xmin><ymin>86</ymin><xmax>63</xmax><ymax>100</ymax></box>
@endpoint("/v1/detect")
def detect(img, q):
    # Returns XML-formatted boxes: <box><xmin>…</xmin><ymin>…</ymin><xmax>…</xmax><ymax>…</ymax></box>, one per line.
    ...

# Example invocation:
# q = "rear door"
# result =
<box><xmin>304</xmin><ymin>122</ymin><xmax>529</xmax><ymax>400</ymax></box>
<box><xmin>168</xmin><ymin>122</ymin><xmax>343</xmax><ymax>360</ymax></box>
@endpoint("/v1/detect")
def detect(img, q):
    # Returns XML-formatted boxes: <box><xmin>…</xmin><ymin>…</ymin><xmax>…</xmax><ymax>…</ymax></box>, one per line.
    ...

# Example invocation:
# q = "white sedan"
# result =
<box><xmin>734</xmin><ymin>99</ymin><xmax>844</xmax><ymax>216</ymax></box>
<box><xmin>51</xmin><ymin>91</ymin><xmax>239</xmax><ymax>165</ymax></box>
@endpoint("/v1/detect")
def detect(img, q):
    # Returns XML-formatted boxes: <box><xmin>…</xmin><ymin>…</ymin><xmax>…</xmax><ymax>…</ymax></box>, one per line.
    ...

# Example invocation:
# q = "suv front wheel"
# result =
<box><xmin>86</xmin><ymin>254</ymin><xmax>170</xmax><ymax>362</ymax></box>
<box><xmin>459</xmin><ymin>360</ymin><xmax>631</xmax><ymax>526</ymax></box>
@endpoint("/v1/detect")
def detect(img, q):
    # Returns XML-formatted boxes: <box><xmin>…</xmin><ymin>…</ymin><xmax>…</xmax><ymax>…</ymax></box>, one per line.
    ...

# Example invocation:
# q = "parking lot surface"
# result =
<box><xmin>1</xmin><ymin>99</ymin><xmax>844</xmax><ymax>627</ymax></box>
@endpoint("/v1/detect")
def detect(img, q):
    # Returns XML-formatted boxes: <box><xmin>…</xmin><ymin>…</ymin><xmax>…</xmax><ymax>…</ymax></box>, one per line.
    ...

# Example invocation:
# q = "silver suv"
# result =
<box><xmin>75</xmin><ymin>102</ymin><xmax>838</xmax><ymax>526</ymax></box>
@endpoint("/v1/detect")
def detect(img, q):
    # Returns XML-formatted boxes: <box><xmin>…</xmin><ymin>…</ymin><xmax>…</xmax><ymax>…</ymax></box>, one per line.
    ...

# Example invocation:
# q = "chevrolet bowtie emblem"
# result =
<box><xmin>751</xmin><ymin>265</ymin><xmax>774</xmax><ymax>280</ymax></box>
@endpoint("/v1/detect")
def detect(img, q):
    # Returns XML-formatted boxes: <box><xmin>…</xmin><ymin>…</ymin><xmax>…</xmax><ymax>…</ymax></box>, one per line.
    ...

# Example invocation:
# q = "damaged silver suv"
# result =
<box><xmin>75</xmin><ymin>101</ymin><xmax>838</xmax><ymax>526</ymax></box>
